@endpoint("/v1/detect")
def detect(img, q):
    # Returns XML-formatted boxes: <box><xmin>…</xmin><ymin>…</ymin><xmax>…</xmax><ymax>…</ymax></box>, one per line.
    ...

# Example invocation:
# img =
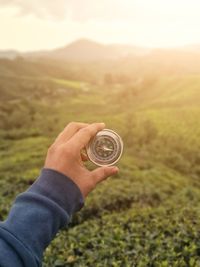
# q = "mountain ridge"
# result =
<box><xmin>0</xmin><ymin>39</ymin><xmax>200</xmax><ymax>61</ymax></box>
<box><xmin>0</xmin><ymin>39</ymin><xmax>152</xmax><ymax>61</ymax></box>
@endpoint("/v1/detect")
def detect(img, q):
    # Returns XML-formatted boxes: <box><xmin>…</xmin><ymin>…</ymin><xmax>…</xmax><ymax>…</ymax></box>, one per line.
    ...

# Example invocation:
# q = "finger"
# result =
<box><xmin>69</xmin><ymin>122</ymin><xmax>105</xmax><ymax>150</ymax></box>
<box><xmin>81</xmin><ymin>151</ymin><xmax>89</xmax><ymax>161</ymax></box>
<box><xmin>91</xmin><ymin>166</ymin><xmax>119</xmax><ymax>184</ymax></box>
<box><xmin>54</xmin><ymin>122</ymin><xmax>89</xmax><ymax>144</ymax></box>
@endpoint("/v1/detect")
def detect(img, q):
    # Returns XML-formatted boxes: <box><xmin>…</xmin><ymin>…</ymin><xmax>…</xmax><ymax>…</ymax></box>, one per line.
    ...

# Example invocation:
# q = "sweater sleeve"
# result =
<box><xmin>0</xmin><ymin>168</ymin><xmax>84</xmax><ymax>267</ymax></box>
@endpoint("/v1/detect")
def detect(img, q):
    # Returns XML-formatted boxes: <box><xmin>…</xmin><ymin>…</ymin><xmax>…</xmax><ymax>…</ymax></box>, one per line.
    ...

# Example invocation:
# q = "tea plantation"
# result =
<box><xmin>0</xmin><ymin>69</ymin><xmax>200</xmax><ymax>266</ymax></box>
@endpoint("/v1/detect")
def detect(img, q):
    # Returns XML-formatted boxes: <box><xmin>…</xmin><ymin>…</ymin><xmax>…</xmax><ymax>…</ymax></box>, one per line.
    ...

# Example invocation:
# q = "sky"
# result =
<box><xmin>0</xmin><ymin>0</ymin><xmax>200</xmax><ymax>51</ymax></box>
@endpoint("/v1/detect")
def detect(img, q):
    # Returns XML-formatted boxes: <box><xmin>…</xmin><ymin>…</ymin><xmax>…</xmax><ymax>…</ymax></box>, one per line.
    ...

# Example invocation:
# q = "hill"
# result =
<box><xmin>45</xmin><ymin>39</ymin><xmax>151</xmax><ymax>61</ymax></box>
<box><xmin>1</xmin><ymin>39</ymin><xmax>200</xmax><ymax>63</ymax></box>
<box><xmin>0</xmin><ymin>39</ymin><xmax>150</xmax><ymax>61</ymax></box>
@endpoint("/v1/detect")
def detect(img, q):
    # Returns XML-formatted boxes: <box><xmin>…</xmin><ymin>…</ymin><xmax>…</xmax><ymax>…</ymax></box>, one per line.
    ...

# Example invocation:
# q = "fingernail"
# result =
<box><xmin>111</xmin><ymin>166</ymin><xmax>119</xmax><ymax>172</ymax></box>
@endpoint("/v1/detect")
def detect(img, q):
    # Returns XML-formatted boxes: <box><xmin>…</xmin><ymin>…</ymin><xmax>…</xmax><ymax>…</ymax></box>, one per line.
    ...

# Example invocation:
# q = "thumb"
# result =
<box><xmin>91</xmin><ymin>166</ymin><xmax>119</xmax><ymax>184</ymax></box>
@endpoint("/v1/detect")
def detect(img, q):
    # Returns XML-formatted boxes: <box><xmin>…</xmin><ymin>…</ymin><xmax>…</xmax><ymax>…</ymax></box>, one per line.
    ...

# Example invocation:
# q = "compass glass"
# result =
<box><xmin>92</xmin><ymin>135</ymin><xmax>118</xmax><ymax>162</ymax></box>
<box><xmin>86</xmin><ymin>129</ymin><xmax>123</xmax><ymax>166</ymax></box>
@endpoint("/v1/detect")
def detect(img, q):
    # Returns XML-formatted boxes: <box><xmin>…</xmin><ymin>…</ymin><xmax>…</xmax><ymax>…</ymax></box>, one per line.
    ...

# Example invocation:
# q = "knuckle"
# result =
<box><xmin>48</xmin><ymin>144</ymin><xmax>56</xmax><ymax>154</ymax></box>
<box><xmin>102</xmin><ymin>167</ymin><xmax>107</xmax><ymax>177</ymax></box>
<box><xmin>68</xmin><ymin>121</ymin><xmax>77</xmax><ymax>128</ymax></box>
<box><xmin>61</xmin><ymin>145</ymin><xmax>70</xmax><ymax>154</ymax></box>
<box><xmin>100</xmin><ymin>168</ymin><xmax>107</xmax><ymax>180</ymax></box>
<box><xmin>91</xmin><ymin>122</ymin><xmax>100</xmax><ymax>129</ymax></box>
<box><xmin>62</xmin><ymin>143</ymin><xmax>75</xmax><ymax>156</ymax></box>
<box><xmin>82</xmin><ymin>127</ymin><xmax>92</xmax><ymax>135</ymax></box>
<box><xmin>100</xmin><ymin>168</ymin><xmax>109</xmax><ymax>179</ymax></box>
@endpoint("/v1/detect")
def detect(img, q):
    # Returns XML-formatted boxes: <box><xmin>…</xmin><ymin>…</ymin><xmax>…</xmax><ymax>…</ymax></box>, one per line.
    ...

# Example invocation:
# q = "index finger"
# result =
<box><xmin>68</xmin><ymin>122</ymin><xmax>105</xmax><ymax>150</ymax></box>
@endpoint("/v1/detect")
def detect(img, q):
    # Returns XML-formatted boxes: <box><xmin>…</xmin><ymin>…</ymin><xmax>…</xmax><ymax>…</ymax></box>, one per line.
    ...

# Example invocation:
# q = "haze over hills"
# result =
<box><xmin>46</xmin><ymin>39</ymin><xmax>151</xmax><ymax>61</ymax></box>
<box><xmin>0</xmin><ymin>39</ymin><xmax>153</xmax><ymax>61</ymax></box>
<box><xmin>0</xmin><ymin>50</ymin><xmax>20</xmax><ymax>60</ymax></box>
<box><xmin>0</xmin><ymin>39</ymin><xmax>149</xmax><ymax>61</ymax></box>
<box><xmin>179</xmin><ymin>44</ymin><xmax>200</xmax><ymax>53</ymax></box>
<box><xmin>1</xmin><ymin>39</ymin><xmax>200</xmax><ymax>63</ymax></box>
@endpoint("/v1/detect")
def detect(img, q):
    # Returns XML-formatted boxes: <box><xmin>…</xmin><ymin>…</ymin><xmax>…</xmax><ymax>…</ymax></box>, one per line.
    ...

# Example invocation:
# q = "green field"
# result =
<box><xmin>0</xmin><ymin>58</ymin><xmax>200</xmax><ymax>266</ymax></box>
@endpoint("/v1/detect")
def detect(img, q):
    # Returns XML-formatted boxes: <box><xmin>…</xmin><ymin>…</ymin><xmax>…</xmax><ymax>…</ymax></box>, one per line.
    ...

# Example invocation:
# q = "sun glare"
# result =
<box><xmin>0</xmin><ymin>0</ymin><xmax>200</xmax><ymax>50</ymax></box>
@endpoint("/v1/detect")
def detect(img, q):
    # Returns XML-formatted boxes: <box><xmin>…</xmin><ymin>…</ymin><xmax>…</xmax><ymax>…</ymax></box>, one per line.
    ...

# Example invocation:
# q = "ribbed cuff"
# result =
<box><xmin>27</xmin><ymin>168</ymin><xmax>84</xmax><ymax>216</ymax></box>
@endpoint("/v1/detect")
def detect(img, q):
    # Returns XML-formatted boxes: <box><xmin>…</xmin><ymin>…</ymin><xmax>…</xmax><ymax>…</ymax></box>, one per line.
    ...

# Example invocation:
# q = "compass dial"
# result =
<box><xmin>86</xmin><ymin>129</ymin><xmax>123</xmax><ymax>166</ymax></box>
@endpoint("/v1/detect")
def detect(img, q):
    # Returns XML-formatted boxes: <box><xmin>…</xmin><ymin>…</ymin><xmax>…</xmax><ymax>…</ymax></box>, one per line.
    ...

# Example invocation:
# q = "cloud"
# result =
<box><xmin>0</xmin><ymin>0</ymin><xmax>138</xmax><ymax>21</ymax></box>
<box><xmin>0</xmin><ymin>0</ymin><xmax>199</xmax><ymax>24</ymax></box>
<box><xmin>0</xmin><ymin>0</ymin><xmax>69</xmax><ymax>20</ymax></box>
<box><xmin>67</xmin><ymin>0</ymin><xmax>137</xmax><ymax>22</ymax></box>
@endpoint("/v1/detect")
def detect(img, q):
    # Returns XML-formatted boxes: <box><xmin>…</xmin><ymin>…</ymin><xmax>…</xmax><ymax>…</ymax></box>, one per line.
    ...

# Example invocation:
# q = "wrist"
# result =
<box><xmin>28</xmin><ymin>168</ymin><xmax>84</xmax><ymax>215</ymax></box>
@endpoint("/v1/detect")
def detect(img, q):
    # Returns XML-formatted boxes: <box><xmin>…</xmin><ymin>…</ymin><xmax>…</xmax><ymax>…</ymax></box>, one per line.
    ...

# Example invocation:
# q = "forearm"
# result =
<box><xmin>0</xmin><ymin>168</ymin><xmax>84</xmax><ymax>267</ymax></box>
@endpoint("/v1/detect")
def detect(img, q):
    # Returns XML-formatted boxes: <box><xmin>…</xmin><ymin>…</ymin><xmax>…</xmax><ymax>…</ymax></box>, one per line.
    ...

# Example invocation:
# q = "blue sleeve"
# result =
<box><xmin>0</xmin><ymin>168</ymin><xmax>84</xmax><ymax>267</ymax></box>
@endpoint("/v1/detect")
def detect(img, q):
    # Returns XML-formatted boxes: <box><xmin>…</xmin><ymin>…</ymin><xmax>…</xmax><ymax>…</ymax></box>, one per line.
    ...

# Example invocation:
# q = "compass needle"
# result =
<box><xmin>102</xmin><ymin>146</ymin><xmax>114</xmax><ymax>152</ymax></box>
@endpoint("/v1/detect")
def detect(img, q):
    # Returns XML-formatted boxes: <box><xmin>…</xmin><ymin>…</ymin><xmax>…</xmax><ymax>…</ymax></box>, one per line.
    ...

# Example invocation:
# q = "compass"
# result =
<box><xmin>86</xmin><ymin>129</ymin><xmax>123</xmax><ymax>166</ymax></box>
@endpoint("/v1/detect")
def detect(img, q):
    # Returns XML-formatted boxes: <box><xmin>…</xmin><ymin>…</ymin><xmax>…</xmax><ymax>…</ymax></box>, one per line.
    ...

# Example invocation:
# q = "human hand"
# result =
<box><xmin>44</xmin><ymin>122</ymin><xmax>119</xmax><ymax>198</ymax></box>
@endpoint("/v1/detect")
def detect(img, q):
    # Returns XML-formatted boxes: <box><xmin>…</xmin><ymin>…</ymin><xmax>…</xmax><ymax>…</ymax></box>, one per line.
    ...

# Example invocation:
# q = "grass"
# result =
<box><xmin>53</xmin><ymin>78</ymin><xmax>88</xmax><ymax>90</ymax></box>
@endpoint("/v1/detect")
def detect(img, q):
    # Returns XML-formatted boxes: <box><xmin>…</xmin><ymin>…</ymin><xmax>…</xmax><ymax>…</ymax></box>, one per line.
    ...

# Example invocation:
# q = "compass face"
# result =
<box><xmin>86</xmin><ymin>129</ymin><xmax>123</xmax><ymax>166</ymax></box>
